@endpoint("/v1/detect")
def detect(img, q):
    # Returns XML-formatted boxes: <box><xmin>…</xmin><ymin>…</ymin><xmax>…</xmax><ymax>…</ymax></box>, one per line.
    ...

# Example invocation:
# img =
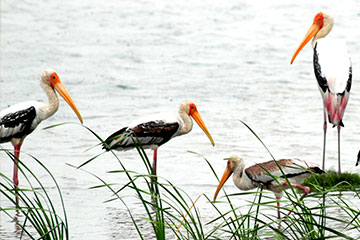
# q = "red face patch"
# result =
<box><xmin>314</xmin><ymin>12</ymin><xmax>324</xmax><ymax>28</ymax></box>
<box><xmin>189</xmin><ymin>103</ymin><xmax>197</xmax><ymax>115</ymax></box>
<box><xmin>50</xmin><ymin>73</ymin><xmax>59</xmax><ymax>87</ymax></box>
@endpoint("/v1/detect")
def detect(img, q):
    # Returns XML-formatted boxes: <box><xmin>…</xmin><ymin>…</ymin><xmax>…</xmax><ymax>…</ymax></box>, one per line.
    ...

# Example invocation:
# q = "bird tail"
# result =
<box><xmin>102</xmin><ymin>139</ymin><xmax>112</xmax><ymax>151</ymax></box>
<box><xmin>309</xmin><ymin>166</ymin><xmax>325</xmax><ymax>174</ymax></box>
<box><xmin>355</xmin><ymin>150</ymin><xmax>360</xmax><ymax>166</ymax></box>
<box><xmin>102</xmin><ymin>128</ymin><xmax>134</xmax><ymax>151</ymax></box>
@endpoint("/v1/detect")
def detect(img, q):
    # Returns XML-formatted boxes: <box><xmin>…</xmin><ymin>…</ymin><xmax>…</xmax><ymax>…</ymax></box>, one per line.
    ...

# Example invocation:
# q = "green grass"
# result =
<box><xmin>76</xmin><ymin>122</ymin><xmax>360</xmax><ymax>239</ymax></box>
<box><xmin>0</xmin><ymin>148</ymin><xmax>69</xmax><ymax>240</ymax></box>
<box><xmin>304</xmin><ymin>170</ymin><xmax>360</xmax><ymax>191</ymax></box>
<box><xmin>1</xmin><ymin>121</ymin><xmax>360</xmax><ymax>239</ymax></box>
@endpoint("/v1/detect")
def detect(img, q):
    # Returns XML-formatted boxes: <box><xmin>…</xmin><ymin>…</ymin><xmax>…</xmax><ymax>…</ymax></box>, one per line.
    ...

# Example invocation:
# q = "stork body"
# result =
<box><xmin>104</xmin><ymin>100</ymin><xmax>215</xmax><ymax>193</ymax></box>
<box><xmin>214</xmin><ymin>155</ymin><xmax>324</xmax><ymax>218</ymax></box>
<box><xmin>291</xmin><ymin>12</ymin><xmax>352</xmax><ymax>174</ymax></box>
<box><xmin>0</xmin><ymin>69</ymin><xmax>83</xmax><ymax>204</ymax></box>
<box><xmin>105</xmin><ymin>112</ymin><xmax>192</xmax><ymax>152</ymax></box>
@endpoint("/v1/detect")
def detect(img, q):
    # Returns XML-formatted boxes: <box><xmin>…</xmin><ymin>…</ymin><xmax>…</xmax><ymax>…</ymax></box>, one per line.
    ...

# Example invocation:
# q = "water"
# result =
<box><xmin>1</xmin><ymin>0</ymin><xmax>360</xmax><ymax>239</ymax></box>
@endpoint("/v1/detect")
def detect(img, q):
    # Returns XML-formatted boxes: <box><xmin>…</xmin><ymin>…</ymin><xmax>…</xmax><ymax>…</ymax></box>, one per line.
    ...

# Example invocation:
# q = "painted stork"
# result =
<box><xmin>290</xmin><ymin>12</ymin><xmax>352</xmax><ymax>174</ymax></box>
<box><xmin>213</xmin><ymin>155</ymin><xmax>324</xmax><ymax>218</ymax></box>
<box><xmin>103</xmin><ymin>100</ymin><xmax>215</xmax><ymax>191</ymax></box>
<box><xmin>0</xmin><ymin>69</ymin><xmax>83</xmax><ymax>203</ymax></box>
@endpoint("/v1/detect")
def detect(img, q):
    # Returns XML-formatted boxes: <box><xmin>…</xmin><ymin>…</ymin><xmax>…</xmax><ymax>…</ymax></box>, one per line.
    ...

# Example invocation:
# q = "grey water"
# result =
<box><xmin>1</xmin><ymin>0</ymin><xmax>360</xmax><ymax>239</ymax></box>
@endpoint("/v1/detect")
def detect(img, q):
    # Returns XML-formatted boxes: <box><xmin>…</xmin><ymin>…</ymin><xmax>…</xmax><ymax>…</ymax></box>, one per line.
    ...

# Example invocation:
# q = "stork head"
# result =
<box><xmin>290</xmin><ymin>12</ymin><xmax>334</xmax><ymax>64</ymax></box>
<box><xmin>41</xmin><ymin>69</ymin><xmax>83</xmax><ymax>123</ymax></box>
<box><xmin>179</xmin><ymin>100</ymin><xmax>215</xmax><ymax>146</ymax></box>
<box><xmin>213</xmin><ymin>155</ymin><xmax>243</xmax><ymax>201</ymax></box>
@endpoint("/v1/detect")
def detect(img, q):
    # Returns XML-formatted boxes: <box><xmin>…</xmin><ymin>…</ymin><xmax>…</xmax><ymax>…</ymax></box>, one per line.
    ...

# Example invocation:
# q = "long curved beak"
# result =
<box><xmin>213</xmin><ymin>164</ymin><xmax>233</xmax><ymax>201</ymax></box>
<box><xmin>53</xmin><ymin>80</ymin><xmax>83</xmax><ymax>124</ymax></box>
<box><xmin>290</xmin><ymin>22</ymin><xmax>321</xmax><ymax>64</ymax></box>
<box><xmin>191</xmin><ymin>110</ymin><xmax>215</xmax><ymax>146</ymax></box>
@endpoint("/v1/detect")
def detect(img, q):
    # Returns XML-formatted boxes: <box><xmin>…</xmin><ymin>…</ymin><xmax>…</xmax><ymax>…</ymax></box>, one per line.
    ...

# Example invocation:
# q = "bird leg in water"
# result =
<box><xmin>13</xmin><ymin>143</ymin><xmax>21</xmax><ymax>205</ymax></box>
<box><xmin>276</xmin><ymin>196</ymin><xmax>281</xmax><ymax>219</ymax></box>
<box><xmin>283</xmin><ymin>182</ymin><xmax>310</xmax><ymax>217</ymax></box>
<box><xmin>322</xmin><ymin>110</ymin><xmax>327</xmax><ymax>171</ymax></box>
<box><xmin>151</xmin><ymin>149</ymin><xmax>158</xmax><ymax>195</ymax></box>
<box><xmin>337</xmin><ymin>125</ymin><xmax>341</xmax><ymax>174</ymax></box>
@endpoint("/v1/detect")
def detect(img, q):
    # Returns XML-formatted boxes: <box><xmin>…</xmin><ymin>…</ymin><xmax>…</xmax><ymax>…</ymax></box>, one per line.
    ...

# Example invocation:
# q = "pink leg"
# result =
<box><xmin>151</xmin><ymin>149</ymin><xmax>158</xmax><ymax>195</ymax></box>
<box><xmin>337</xmin><ymin>125</ymin><xmax>341</xmax><ymax>174</ymax></box>
<box><xmin>322</xmin><ymin>110</ymin><xmax>327</xmax><ymax>171</ymax></box>
<box><xmin>276</xmin><ymin>196</ymin><xmax>281</xmax><ymax>219</ymax></box>
<box><xmin>13</xmin><ymin>144</ymin><xmax>21</xmax><ymax>205</ymax></box>
<box><xmin>283</xmin><ymin>182</ymin><xmax>310</xmax><ymax>200</ymax></box>
<box><xmin>283</xmin><ymin>182</ymin><xmax>310</xmax><ymax>217</ymax></box>
<box><xmin>152</xmin><ymin>149</ymin><xmax>157</xmax><ymax>176</ymax></box>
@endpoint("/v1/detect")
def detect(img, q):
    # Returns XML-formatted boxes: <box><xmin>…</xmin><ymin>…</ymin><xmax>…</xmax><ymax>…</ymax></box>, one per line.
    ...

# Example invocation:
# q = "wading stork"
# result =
<box><xmin>291</xmin><ymin>12</ymin><xmax>352</xmax><ymax>174</ymax></box>
<box><xmin>0</xmin><ymin>69</ymin><xmax>83</xmax><ymax>203</ymax></box>
<box><xmin>103</xmin><ymin>100</ymin><xmax>215</xmax><ymax>192</ymax></box>
<box><xmin>213</xmin><ymin>155</ymin><xmax>324</xmax><ymax>218</ymax></box>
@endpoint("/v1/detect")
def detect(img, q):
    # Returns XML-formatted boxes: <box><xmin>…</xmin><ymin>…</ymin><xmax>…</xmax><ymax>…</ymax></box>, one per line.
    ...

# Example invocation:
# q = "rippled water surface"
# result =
<box><xmin>1</xmin><ymin>0</ymin><xmax>360</xmax><ymax>239</ymax></box>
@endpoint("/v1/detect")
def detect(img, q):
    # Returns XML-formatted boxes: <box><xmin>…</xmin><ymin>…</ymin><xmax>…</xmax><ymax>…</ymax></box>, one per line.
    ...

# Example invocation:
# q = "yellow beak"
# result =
<box><xmin>213</xmin><ymin>164</ymin><xmax>233</xmax><ymax>201</ymax></box>
<box><xmin>290</xmin><ymin>22</ymin><xmax>321</xmax><ymax>64</ymax></box>
<box><xmin>191</xmin><ymin>110</ymin><xmax>215</xmax><ymax>146</ymax></box>
<box><xmin>53</xmin><ymin>79</ymin><xmax>83</xmax><ymax>124</ymax></box>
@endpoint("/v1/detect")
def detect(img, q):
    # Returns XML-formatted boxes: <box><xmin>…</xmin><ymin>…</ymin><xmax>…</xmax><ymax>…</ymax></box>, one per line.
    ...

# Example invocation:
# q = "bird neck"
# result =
<box><xmin>177</xmin><ymin>111</ymin><xmax>193</xmax><ymax>136</ymax></box>
<box><xmin>233</xmin><ymin>164</ymin><xmax>255</xmax><ymax>191</ymax></box>
<box><xmin>39</xmin><ymin>83</ymin><xmax>59</xmax><ymax>120</ymax></box>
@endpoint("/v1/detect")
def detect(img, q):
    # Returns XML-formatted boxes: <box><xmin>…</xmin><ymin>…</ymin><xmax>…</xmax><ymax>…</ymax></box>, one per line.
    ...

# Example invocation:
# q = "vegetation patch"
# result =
<box><xmin>304</xmin><ymin>170</ymin><xmax>360</xmax><ymax>191</ymax></box>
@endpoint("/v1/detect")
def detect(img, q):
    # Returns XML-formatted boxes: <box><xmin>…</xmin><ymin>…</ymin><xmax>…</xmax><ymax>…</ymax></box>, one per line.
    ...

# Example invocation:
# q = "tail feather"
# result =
<box><xmin>356</xmin><ymin>150</ymin><xmax>360</xmax><ymax>166</ymax></box>
<box><xmin>102</xmin><ymin>127</ymin><xmax>130</xmax><ymax>151</ymax></box>
<box><xmin>310</xmin><ymin>166</ymin><xmax>325</xmax><ymax>174</ymax></box>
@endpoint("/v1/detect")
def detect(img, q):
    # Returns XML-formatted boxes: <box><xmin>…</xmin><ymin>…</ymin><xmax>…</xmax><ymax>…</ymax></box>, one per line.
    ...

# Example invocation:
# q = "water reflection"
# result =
<box><xmin>12</xmin><ymin>211</ymin><xmax>22</xmax><ymax>238</ymax></box>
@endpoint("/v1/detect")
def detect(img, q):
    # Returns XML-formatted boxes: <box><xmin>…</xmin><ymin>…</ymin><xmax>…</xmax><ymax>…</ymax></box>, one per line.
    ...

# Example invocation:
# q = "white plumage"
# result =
<box><xmin>0</xmin><ymin>69</ymin><xmax>83</xmax><ymax>204</ymax></box>
<box><xmin>315</xmin><ymin>39</ymin><xmax>350</xmax><ymax>94</ymax></box>
<box><xmin>291</xmin><ymin>12</ymin><xmax>352</xmax><ymax>173</ymax></box>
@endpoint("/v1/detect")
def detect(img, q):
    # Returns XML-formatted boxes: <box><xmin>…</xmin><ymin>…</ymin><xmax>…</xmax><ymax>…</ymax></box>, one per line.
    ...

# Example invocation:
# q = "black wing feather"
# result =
<box><xmin>103</xmin><ymin>120</ymin><xmax>179</xmax><ymax>151</ymax></box>
<box><xmin>313</xmin><ymin>44</ymin><xmax>328</xmax><ymax>93</ymax></box>
<box><xmin>0</xmin><ymin>106</ymin><xmax>37</xmax><ymax>143</ymax></box>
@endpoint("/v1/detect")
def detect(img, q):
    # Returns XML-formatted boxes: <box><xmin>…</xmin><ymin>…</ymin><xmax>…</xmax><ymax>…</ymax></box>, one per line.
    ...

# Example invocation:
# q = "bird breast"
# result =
<box><xmin>233</xmin><ymin>171</ymin><xmax>257</xmax><ymax>191</ymax></box>
<box><xmin>315</xmin><ymin>39</ymin><xmax>351</xmax><ymax>94</ymax></box>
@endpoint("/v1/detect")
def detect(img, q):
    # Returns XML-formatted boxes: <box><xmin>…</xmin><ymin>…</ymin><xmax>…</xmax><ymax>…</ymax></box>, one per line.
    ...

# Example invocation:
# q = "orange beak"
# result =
<box><xmin>190</xmin><ymin>110</ymin><xmax>215</xmax><ymax>146</ymax></box>
<box><xmin>52</xmin><ymin>77</ymin><xmax>83</xmax><ymax>124</ymax></box>
<box><xmin>213</xmin><ymin>164</ymin><xmax>233</xmax><ymax>201</ymax></box>
<box><xmin>290</xmin><ymin>21</ymin><xmax>322</xmax><ymax>64</ymax></box>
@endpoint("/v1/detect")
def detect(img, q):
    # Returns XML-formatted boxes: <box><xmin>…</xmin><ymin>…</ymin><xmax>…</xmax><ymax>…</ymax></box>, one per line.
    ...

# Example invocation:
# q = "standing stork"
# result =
<box><xmin>290</xmin><ymin>12</ymin><xmax>352</xmax><ymax>174</ymax></box>
<box><xmin>103</xmin><ymin>100</ymin><xmax>215</xmax><ymax>192</ymax></box>
<box><xmin>0</xmin><ymin>69</ymin><xmax>83</xmax><ymax>204</ymax></box>
<box><xmin>213</xmin><ymin>155</ymin><xmax>324</xmax><ymax>218</ymax></box>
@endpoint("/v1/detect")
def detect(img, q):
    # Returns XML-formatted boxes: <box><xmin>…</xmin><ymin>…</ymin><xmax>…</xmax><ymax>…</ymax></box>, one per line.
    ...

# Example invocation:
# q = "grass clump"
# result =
<box><xmin>304</xmin><ymin>170</ymin><xmax>360</xmax><ymax>191</ymax></box>
<box><xmin>0</xmin><ymin>148</ymin><xmax>69</xmax><ymax>240</ymax></box>
<box><xmin>3</xmin><ymin>122</ymin><xmax>360</xmax><ymax>239</ymax></box>
<box><xmin>77</xmin><ymin>121</ymin><xmax>360</xmax><ymax>239</ymax></box>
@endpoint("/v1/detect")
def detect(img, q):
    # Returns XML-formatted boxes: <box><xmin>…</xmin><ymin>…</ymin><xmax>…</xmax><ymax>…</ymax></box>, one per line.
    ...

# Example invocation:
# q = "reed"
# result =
<box><xmin>0</xmin><ymin>148</ymin><xmax>68</xmax><ymax>240</ymax></box>
<box><xmin>2</xmin><ymin>122</ymin><xmax>360</xmax><ymax>239</ymax></box>
<box><xmin>77</xmin><ymin>122</ymin><xmax>360</xmax><ymax>239</ymax></box>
